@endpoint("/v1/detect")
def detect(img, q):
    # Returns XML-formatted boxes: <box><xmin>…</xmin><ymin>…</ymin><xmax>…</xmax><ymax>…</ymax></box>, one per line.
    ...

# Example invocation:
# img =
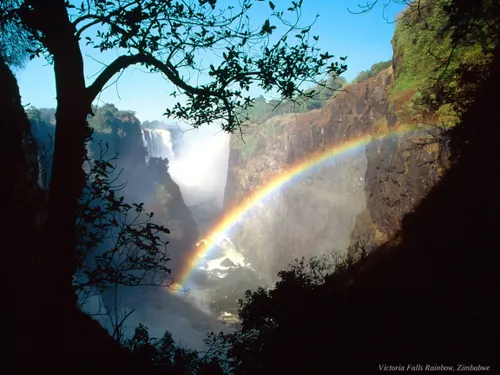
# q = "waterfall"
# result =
<box><xmin>29</xmin><ymin>119</ymin><xmax>55</xmax><ymax>190</ymax></box>
<box><xmin>37</xmin><ymin>158</ymin><xmax>45</xmax><ymax>188</ymax></box>
<box><xmin>141</xmin><ymin>128</ymin><xmax>176</xmax><ymax>163</ymax></box>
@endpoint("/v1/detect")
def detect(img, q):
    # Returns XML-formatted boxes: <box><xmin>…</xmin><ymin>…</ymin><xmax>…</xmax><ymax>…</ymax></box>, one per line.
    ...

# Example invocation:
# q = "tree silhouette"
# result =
<box><xmin>197</xmin><ymin>253</ymin><xmax>355</xmax><ymax>375</ymax></box>
<box><xmin>125</xmin><ymin>323</ymin><xmax>227</xmax><ymax>374</ymax></box>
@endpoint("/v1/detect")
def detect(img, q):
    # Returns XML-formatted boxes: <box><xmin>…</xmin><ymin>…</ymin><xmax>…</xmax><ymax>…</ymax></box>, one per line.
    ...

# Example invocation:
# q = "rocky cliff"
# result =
<box><xmin>28</xmin><ymin>107</ymin><xmax>199</xmax><ymax>273</ymax></box>
<box><xmin>348</xmin><ymin>94</ymin><xmax>449</xmax><ymax>253</ymax></box>
<box><xmin>224</xmin><ymin>67</ymin><xmax>447</xmax><ymax>279</ymax></box>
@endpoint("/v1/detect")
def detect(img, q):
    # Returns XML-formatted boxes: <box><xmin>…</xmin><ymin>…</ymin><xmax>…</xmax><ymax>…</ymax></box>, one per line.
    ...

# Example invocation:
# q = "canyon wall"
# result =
<box><xmin>224</xmin><ymin>67</ymin><xmax>447</xmax><ymax>279</ymax></box>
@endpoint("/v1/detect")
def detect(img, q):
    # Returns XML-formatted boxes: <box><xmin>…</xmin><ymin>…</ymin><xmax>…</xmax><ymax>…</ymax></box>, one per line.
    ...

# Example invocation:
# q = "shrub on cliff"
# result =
<box><xmin>391</xmin><ymin>0</ymin><xmax>498</xmax><ymax>118</ymax></box>
<box><xmin>351</xmin><ymin>60</ymin><xmax>391</xmax><ymax>84</ymax></box>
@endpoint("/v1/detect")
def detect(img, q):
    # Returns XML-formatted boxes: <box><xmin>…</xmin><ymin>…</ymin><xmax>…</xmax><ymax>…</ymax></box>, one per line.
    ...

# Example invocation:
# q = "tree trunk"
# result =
<box><xmin>28</xmin><ymin>0</ymin><xmax>90</xmax><ymax>363</ymax></box>
<box><xmin>46</xmin><ymin>39</ymin><xmax>87</xmax><ymax>307</ymax></box>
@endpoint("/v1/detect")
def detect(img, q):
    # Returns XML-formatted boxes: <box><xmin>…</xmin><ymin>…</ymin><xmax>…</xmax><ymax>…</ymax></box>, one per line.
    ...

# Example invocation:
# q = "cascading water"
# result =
<box><xmin>141</xmin><ymin>128</ymin><xmax>176</xmax><ymax>163</ymax></box>
<box><xmin>30</xmin><ymin>120</ymin><xmax>55</xmax><ymax>190</ymax></box>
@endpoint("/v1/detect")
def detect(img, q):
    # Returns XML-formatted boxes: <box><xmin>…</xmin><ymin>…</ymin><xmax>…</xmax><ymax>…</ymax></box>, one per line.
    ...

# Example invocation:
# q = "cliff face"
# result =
<box><xmin>145</xmin><ymin>158</ymin><xmax>200</xmax><ymax>272</ymax></box>
<box><xmin>92</xmin><ymin>117</ymin><xmax>199</xmax><ymax>272</ymax></box>
<box><xmin>349</xmin><ymin>122</ymin><xmax>448</xmax><ymax>252</ymax></box>
<box><xmin>224</xmin><ymin>68</ymin><xmax>447</xmax><ymax>279</ymax></box>
<box><xmin>29</xmin><ymin>110</ymin><xmax>199</xmax><ymax>272</ymax></box>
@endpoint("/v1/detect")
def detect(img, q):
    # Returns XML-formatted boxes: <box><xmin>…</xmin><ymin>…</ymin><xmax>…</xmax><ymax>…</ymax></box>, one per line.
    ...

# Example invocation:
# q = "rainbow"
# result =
<box><xmin>169</xmin><ymin>125</ymin><xmax>421</xmax><ymax>293</ymax></box>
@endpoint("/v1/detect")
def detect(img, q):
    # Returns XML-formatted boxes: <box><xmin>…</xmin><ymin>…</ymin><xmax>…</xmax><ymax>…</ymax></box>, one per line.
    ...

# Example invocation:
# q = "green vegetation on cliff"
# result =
<box><xmin>88</xmin><ymin>103</ymin><xmax>140</xmax><ymax>134</ymax></box>
<box><xmin>237</xmin><ymin>74</ymin><xmax>348</xmax><ymax>126</ymax></box>
<box><xmin>351</xmin><ymin>60</ymin><xmax>392</xmax><ymax>84</ymax></box>
<box><xmin>391</xmin><ymin>0</ymin><xmax>497</xmax><ymax>126</ymax></box>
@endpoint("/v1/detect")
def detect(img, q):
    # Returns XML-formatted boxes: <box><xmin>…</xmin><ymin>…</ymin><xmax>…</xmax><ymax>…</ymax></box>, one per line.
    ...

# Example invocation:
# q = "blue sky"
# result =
<box><xmin>15</xmin><ymin>0</ymin><xmax>405</xmax><ymax>122</ymax></box>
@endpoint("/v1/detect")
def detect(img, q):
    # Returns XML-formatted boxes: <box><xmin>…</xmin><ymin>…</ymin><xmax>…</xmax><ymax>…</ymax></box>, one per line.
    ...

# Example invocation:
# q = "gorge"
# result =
<box><xmin>19</xmin><ymin>0</ymin><xmax>495</xmax><ymax>358</ymax></box>
<box><xmin>27</xmin><ymin>48</ymin><xmax>450</xmax><ymax>347</ymax></box>
<box><xmin>27</xmin><ymin>64</ymin><xmax>449</xmax><ymax>346</ymax></box>
<box><xmin>6</xmin><ymin>0</ymin><xmax>498</xmax><ymax>371</ymax></box>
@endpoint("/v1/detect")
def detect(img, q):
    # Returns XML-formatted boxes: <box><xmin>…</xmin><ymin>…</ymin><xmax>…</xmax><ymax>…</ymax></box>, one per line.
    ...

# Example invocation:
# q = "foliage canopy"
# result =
<box><xmin>14</xmin><ymin>0</ymin><xmax>347</xmax><ymax>133</ymax></box>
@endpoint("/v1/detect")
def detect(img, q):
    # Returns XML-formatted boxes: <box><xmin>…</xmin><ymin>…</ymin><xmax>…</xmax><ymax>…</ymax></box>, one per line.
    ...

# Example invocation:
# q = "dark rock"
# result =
<box><xmin>221</xmin><ymin>258</ymin><xmax>236</xmax><ymax>268</ymax></box>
